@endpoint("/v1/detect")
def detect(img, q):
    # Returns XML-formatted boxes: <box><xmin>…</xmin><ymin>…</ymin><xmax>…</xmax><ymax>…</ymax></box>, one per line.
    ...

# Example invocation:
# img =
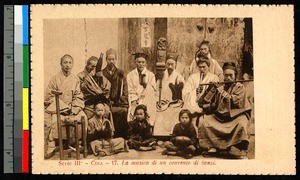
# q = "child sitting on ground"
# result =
<box><xmin>162</xmin><ymin>109</ymin><xmax>197</xmax><ymax>159</ymax></box>
<box><xmin>87</xmin><ymin>103</ymin><xmax>127</xmax><ymax>157</ymax></box>
<box><xmin>127</xmin><ymin>104</ymin><xmax>157</xmax><ymax>151</ymax></box>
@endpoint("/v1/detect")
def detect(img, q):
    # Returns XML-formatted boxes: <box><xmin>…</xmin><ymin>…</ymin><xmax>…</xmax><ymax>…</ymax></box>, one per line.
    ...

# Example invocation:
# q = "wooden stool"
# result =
<box><xmin>52</xmin><ymin>90</ymin><xmax>87</xmax><ymax>160</ymax></box>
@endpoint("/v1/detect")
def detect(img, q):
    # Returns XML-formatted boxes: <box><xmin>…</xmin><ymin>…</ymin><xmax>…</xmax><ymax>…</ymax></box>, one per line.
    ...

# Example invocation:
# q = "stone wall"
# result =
<box><xmin>118</xmin><ymin>18</ymin><xmax>248</xmax><ymax>78</ymax></box>
<box><xmin>167</xmin><ymin>18</ymin><xmax>245</xmax><ymax>77</ymax></box>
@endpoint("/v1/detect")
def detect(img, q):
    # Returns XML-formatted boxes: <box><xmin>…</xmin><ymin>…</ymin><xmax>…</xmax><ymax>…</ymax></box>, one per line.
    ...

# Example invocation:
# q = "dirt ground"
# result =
<box><xmin>48</xmin><ymin>114</ymin><xmax>255</xmax><ymax>160</ymax></box>
<box><xmin>48</xmin><ymin>134</ymin><xmax>254</xmax><ymax>160</ymax></box>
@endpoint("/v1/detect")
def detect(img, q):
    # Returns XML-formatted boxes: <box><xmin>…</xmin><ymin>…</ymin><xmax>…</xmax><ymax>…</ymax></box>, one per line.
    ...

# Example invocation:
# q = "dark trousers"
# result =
<box><xmin>111</xmin><ymin>106</ymin><xmax>129</xmax><ymax>138</ymax></box>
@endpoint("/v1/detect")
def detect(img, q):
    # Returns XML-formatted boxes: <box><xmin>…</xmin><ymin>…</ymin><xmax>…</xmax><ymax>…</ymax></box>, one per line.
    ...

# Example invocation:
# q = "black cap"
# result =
<box><xmin>166</xmin><ymin>53</ymin><xmax>178</xmax><ymax>62</ymax></box>
<box><xmin>132</xmin><ymin>52</ymin><xmax>149</xmax><ymax>60</ymax></box>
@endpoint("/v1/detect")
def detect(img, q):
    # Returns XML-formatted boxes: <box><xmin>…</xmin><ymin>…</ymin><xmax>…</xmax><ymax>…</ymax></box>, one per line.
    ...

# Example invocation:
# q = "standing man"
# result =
<box><xmin>102</xmin><ymin>48</ymin><xmax>129</xmax><ymax>138</ymax></box>
<box><xmin>188</xmin><ymin>40</ymin><xmax>223</xmax><ymax>80</ymax></box>
<box><xmin>44</xmin><ymin>54</ymin><xmax>87</xmax><ymax>158</ymax></box>
<box><xmin>183</xmin><ymin>55</ymin><xmax>219</xmax><ymax>115</ymax></box>
<box><xmin>127</xmin><ymin>52</ymin><xmax>157</xmax><ymax>126</ymax></box>
<box><xmin>154</xmin><ymin>53</ymin><xmax>185</xmax><ymax>136</ymax></box>
<box><xmin>78</xmin><ymin>56</ymin><xmax>111</xmax><ymax>119</ymax></box>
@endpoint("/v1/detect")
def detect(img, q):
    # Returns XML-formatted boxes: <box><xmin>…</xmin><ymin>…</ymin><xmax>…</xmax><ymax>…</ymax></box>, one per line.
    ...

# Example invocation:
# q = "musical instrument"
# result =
<box><xmin>171</xmin><ymin>136</ymin><xmax>193</xmax><ymax>147</ymax></box>
<box><xmin>197</xmin><ymin>79</ymin><xmax>253</xmax><ymax>86</ymax></box>
<box><xmin>94</xmin><ymin>52</ymin><xmax>104</xmax><ymax>85</ymax></box>
<box><xmin>197</xmin><ymin>79</ymin><xmax>253</xmax><ymax>114</ymax></box>
<box><xmin>156</xmin><ymin>62</ymin><xmax>166</xmax><ymax>104</ymax></box>
<box><xmin>96</xmin><ymin>52</ymin><xmax>104</xmax><ymax>72</ymax></box>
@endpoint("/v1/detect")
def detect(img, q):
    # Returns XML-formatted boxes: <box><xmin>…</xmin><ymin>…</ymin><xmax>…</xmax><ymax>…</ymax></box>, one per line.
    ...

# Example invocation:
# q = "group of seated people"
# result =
<box><xmin>44</xmin><ymin>40</ymin><xmax>253</xmax><ymax>159</ymax></box>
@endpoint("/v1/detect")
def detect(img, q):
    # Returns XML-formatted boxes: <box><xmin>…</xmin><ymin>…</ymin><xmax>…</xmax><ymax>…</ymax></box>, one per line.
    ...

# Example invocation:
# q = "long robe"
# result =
<box><xmin>44</xmin><ymin>71</ymin><xmax>87</xmax><ymax>141</ymax></box>
<box><xmin>198</xmin><ymin>82</ymin><xmax>252</xmax><ymax>151</ymax></box>
<box><xmin>182</xmin><ymin>72</ymin><xmax>219</xmax><ymax>114</ymax></box>
<box><xmin>78</xmin><ymin>70</ymin><xmax>111</xmax><ymax>119</ymax></box>
<box><xmin>102</xmin><ymin>66</ymin><xmax>129</xmax><ymax>138</ymax></box>
<box><xmin>127</xmin><ymin>68</ymin><xmax>157</xmax><ymax>125</ymax></box>
<box><xmin>154</xmin><ymin>70</ymin><xmax>185</xmax><ymax>136</ymax></box>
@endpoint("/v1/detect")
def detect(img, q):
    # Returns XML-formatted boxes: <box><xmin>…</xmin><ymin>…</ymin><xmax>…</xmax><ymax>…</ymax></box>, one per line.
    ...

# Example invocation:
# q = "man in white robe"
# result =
<box><xmin>127</xmin><ymin>52</ymin><xmax>157</xmax><ymax>126</ymax></box>
<box><xmin>44</xmin><ymin>54</ymin><xmax>87</xmax><ymax>158</ymax></box>
<box><xmin>187</xmin><ymin>40</ymin><xmax>223</xmax><ymax>81</ymax></box>
<box><xmin>183</xmin><ymin>56</ymin><xmax>219</xmax><ymax>116</ymax></box>
<box><xmin>154</xmin><ymin>53</ymin><xmax>185</xmax><ymax>136</ymax></box>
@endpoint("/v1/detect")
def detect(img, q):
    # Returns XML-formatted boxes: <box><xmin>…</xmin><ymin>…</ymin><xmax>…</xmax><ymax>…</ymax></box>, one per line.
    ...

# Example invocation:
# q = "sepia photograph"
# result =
<box><xmin>43</xmin><ymin>17</ymin><xmax>254</xmax><ymax>160</ymax></box>
<box><xmin>31</xmin><ymin>5</ymin><xmax>294</xmax><ymax>174</ymax></box>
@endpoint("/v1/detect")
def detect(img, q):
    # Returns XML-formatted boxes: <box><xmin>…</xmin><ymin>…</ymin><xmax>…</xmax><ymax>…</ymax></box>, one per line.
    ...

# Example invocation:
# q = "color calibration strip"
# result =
<box><xmin>15</xmin><ymin>5</ymin><xmax>29</xmax><ymax>173</ymax></box>
<box><xmin>22</xmin><ymin>5</ymin><xmax>29</xmax><ymax>173</ymax></box>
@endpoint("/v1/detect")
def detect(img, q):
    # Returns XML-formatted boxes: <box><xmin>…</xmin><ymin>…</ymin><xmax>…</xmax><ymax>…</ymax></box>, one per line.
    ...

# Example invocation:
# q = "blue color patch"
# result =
<box><xmin>22</xmin><ymin>6</ymin><xmax>28</xmax><ymax>45</ymax></box>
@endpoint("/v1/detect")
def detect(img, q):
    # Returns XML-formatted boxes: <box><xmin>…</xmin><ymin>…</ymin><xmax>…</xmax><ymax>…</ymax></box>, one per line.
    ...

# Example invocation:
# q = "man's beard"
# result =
<box><xmin>107</xmin><ymin>63</ymin><xmax>116</xmax><ymax>70</ymax></box>
<box><xmin>167</xmin><ymin>68</ymin><xmax>174</xmax><ymax>75</ymax></box>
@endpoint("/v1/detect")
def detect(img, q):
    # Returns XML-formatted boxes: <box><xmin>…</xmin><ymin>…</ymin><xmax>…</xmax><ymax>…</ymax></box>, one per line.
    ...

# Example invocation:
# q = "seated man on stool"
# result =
<box><xmin>44</xmin><ymin>54</ymin><xmax>87</xmax><ymax>159</ymax></box>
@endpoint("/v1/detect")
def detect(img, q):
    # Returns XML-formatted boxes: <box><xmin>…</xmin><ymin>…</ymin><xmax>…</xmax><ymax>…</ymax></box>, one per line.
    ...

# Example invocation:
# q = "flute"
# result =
<box><xmin>198</xmin><ymin>79</ymin><xmax>253</xmax><ymax>86</ymax></box>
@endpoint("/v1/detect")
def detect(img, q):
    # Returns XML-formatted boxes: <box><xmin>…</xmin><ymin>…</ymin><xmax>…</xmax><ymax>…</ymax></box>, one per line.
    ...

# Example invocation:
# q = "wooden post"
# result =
<box><xmin>74</xmin><ymin>120</ymin><xmax>80</xmax><ymax>160</ymax></box>
<box><xmin>81</xmin><ymin>116</ymin><xmax>87</xmax><ymax>158</ymax></box>
<box><xmin>51</xmin><ymin>90</ymin><xmax>64</xmax><ymax>160</ymax></box>
<box><xmin>66</xmin><ymin>125</ymin><xmax>71</xmax><ymax>158</ymax></box>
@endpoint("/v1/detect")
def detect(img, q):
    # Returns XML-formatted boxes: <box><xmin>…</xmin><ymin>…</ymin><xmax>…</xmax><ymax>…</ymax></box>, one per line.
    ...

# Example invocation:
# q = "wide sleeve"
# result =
<box><xmin>128</xmin><ymin>121</ymin><xmax>139</xmax><ymax>140</ymax></box>
<box><xmin>149</xmin><ymin>72</ymin><xmax>157</xmax><ymax>92</ymax></box>
<box><xmin>145</xmin><ymin>120</ymin><xmax>153</xmax><ymax>138</ymax></box>
<box><xmin>127</xmin><ymin>72</ymin><xmax>139</xmax><ymax>102</ymax></box>
<box><xmin>105</xmin><ymin>104</ymin><xmax>115</xmax><ymax>133</ymax></box>
<box><xmin>44</xmin><ymin>76</ymin><xmax>57</xmax><ymax>108</ymax></box>
<box><xmin>189</xmin><ymin>59</ymin><xmax>198</xmax><ymax>76</ymax></box>
<box><xmin>71</xmin><ymin>76</ymin><xmax>85</xmax><ymax>109</ymax></box>
<box><xmin>214</xmin><ymin>61</ymin><xmax>224</xmax><ymax>81</ymax></box>
<box><xmin>119</xmin><ymin>70</ymin><xmax>129</xmax><ymax>105</ymax></box>
<box><xmin>98</xmin><ymin>74</ymin><xmax>111</xmax><ymax>99</ymax></box>
<box><xmin>188</xmin><ymin>125</ymin><xmax>198</xmax><ymax>145</ymax></box>
<box><xmin>171</xmin><ymin>124</ymin><xmax>180</xmax><ymax>136</ymax></box>
<box><xmin>230</xmin><ymin>84</ymin><xmax>246</xmax><ymax>108</ymax></box>
<box><xmin>182</xmin><ymin>75</ymin><xmax>196</xmax><ymax>100</ymax></box>
<box><xmin>182</xmin><ymin>75</ymin><xmax>201</xmax><ymax>113</ymax></box>
<box><xmin>216</xmin><ymin>83</ymin><xmax>246</xmax><ymax>109</ymax></box>
<box><xmin>87</xmin><ymin>118</ymin><xmax>96</xmax><ymax>135</ymax></box>
<box><xmin>177</xmin><ymin>73</ymin><xmax>185</xmax><ymax>85</ymax></box>
<box><xmin>82</xmin><ymin>75</ymin><xmax>103</xmax><ymax>96</ymax></box>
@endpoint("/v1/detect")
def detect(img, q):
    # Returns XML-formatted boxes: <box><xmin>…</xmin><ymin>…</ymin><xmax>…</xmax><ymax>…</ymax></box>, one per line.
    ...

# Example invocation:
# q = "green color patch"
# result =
<box><xmin>23</xmin><ymin>46</ymin><xmax>29</xmax><ymax>88</ymax></box>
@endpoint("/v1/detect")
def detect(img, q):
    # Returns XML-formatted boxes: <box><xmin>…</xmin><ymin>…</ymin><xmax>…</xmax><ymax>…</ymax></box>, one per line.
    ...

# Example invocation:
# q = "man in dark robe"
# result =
<box><xmin>102</xmin><ymin>48</ymin><xmax>129</xmax><ymax>138</ymax></box>
<box><xmin>78</xmin><ymin>56</ymin><xmax>111</xmax><ymax>119</ymax></box>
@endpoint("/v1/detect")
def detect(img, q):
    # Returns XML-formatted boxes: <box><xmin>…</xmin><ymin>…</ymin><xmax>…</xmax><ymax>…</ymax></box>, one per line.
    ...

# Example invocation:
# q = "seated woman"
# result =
<box><xmin>162</xmin><ymin>109</ymin><xmax>197</xmax><ymax>159</ymax></box>
<box><xmin>87</xmin><ymin>103</ymin><xmax>126</xmax><ymax>157</ymax></box>
<box><xmin>127</xmin><ymin>104</ymin><xmax>157</xmax><ymax>151</ymax></box>
<box><xmin>198</xmin><ymin>62</ymin><xmax>252</xmax><ymax>159</ymax></box>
